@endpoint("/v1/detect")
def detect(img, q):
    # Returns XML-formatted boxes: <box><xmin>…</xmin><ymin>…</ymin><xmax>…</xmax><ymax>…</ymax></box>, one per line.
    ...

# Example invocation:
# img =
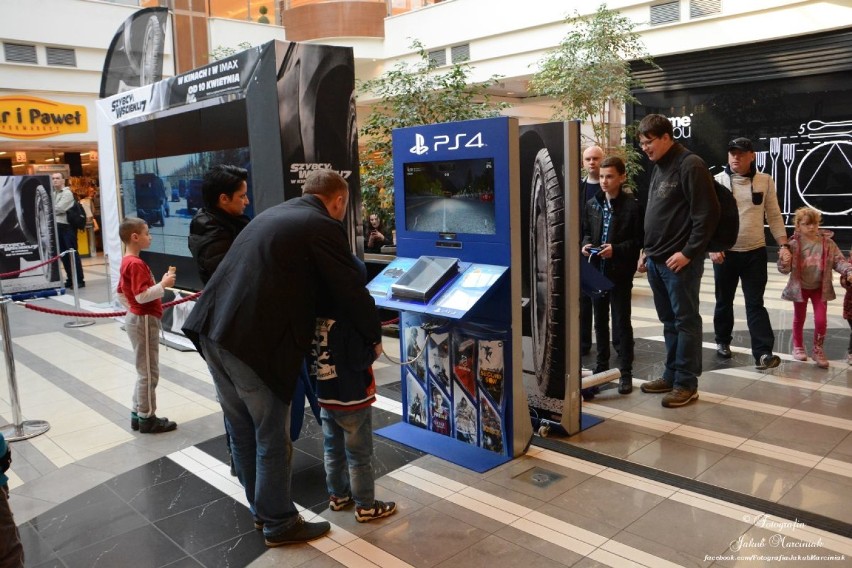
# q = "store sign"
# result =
<box><xmin>0</xmin><ymin>96</ymin><xmax>88</xmax><ymax>139</ymax></box>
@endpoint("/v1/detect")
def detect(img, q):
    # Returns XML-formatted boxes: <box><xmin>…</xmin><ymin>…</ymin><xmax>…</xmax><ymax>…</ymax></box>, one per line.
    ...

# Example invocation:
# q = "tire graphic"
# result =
<box><xmin>529</xmin><ymin>149</ymin><xmax>565</xmax><ymax>398</ymax></box>
<box><xmin>345</xmin><ymin>91</ymin><xmax>361</xmax><ymax>254</ymax></box>
<box><xmin>139</xmin><ymin>16</ymin><xmax>164</xmax><ymax>86</ymax></box>
<box><xmin>22</xmin><ymin>182</ymin><xmax>59</xmax><ymax>282</ymax></box>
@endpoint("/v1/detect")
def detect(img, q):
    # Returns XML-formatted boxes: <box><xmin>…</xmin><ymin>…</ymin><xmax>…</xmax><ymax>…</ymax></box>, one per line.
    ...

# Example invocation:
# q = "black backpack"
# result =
<box><xmin>676</xmin><ymin>151</ymin><xmax>739</xmax><ymax>253</ymax></box>
<box><xmin>66</xmin><ymin>197</ymin><xmax>87</xmax><ymax>231</ymax></box>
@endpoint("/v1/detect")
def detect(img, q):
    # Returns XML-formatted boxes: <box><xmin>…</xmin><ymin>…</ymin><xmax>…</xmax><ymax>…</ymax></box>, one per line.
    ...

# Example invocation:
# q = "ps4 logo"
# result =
<box><xmin>409</xmin><ymin>132</ymin><xmax>486</xmax><ymax>155</ymax></box>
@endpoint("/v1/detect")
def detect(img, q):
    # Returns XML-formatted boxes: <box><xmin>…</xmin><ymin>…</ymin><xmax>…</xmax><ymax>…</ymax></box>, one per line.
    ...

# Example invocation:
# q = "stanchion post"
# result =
<box><xmin>0</xmin><ymin>296</ymin><xmax>50</xmax><ymax>442</ymax></box>
<box><xmin>64</xmin><ymin>249</ymin><xmax>94</xmax><ymax>328</ymax></box>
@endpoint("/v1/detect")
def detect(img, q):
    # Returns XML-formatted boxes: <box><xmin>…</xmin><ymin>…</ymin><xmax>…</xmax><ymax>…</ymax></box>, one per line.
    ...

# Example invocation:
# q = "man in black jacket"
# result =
<box><xmin>188</xmin><ymin>165</ymin><xmax>251</xmax><ymax>284</ymax></box>
<box><xmin>183</xmin><ymin>170</ymin><xmax>382</xmax><ymax>546</ymax></box>
<box><xmin>636</xmin><ymin>114</ymin><xmax>719</xmax><ymax>408</ymax></box>
<box><xmin>581</xmin><ymin>156</ymin><xmax>643</xmax><ymax>394</ymax></box>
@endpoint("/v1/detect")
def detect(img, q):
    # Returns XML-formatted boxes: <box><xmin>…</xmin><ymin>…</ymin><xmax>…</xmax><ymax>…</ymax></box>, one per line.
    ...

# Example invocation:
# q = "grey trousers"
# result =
<box><xmin>125</xmin><ymin>313</ymin><xmax>160</xmax><ymax>418</ymax></box>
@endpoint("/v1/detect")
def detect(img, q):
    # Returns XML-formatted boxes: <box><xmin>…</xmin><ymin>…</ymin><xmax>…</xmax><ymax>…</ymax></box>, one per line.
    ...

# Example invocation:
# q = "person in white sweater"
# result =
<box><xmin>710</xmin><ymin>137</ymin><xmax>791</xmax><ymax>369</ymax></box>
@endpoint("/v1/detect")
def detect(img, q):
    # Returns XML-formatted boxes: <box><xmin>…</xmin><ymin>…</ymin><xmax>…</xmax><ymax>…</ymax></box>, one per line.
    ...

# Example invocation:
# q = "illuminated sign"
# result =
<box><xmin>0</xmin><ymin>96</ymin><xmax>88</xmax><ymax>139</ymax></box>
<box><xmin>408</xmin><ymin>132</ymin><xmax>486</xmax><ymax>155</ymax></box>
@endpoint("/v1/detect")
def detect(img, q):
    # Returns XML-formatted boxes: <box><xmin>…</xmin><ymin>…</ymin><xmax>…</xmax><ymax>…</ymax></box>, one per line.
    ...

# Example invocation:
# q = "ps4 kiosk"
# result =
<box><xmin>371</xmin><ymin>117</ymin><xmax>533</xmax><ymax>471</ymax></box>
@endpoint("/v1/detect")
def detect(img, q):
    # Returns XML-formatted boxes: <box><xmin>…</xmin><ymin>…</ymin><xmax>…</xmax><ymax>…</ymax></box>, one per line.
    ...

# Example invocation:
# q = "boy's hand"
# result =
<box><xmin>161</xmin><ymin>272</ymin><xmax>176</xmax><ymax>289</ymax></box>
<box><xmin>373</xmin><ymin>342</ymin><xmax>383</xmax><ymax>361</ymax></box>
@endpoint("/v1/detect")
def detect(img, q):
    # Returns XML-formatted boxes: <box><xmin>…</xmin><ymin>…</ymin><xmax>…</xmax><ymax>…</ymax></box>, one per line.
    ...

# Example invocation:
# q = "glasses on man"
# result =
<box><xmin>639</xmin><ymin>137</ymin><xmax>658</xmax><ymax>149</ymax></box>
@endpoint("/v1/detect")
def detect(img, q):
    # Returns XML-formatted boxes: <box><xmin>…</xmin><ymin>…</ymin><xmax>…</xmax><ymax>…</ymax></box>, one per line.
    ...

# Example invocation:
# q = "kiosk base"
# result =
<box><xmin>377</xmin><ymin>423</ymin><xmax>512</xmax><ymax>473</ymax></box>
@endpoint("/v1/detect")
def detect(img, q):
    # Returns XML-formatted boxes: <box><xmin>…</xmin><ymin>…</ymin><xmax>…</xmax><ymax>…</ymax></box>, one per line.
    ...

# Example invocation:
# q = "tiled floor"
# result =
<box><xmin>2</xmin><ymin>254</ymin><xmax>851</xmax><ymax>567</ymax></box>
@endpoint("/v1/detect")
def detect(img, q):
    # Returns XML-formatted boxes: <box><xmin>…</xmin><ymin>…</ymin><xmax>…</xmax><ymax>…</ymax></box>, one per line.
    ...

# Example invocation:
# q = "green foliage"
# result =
<box><xmin>209</xmin><ymin>42</ymin><xmax>252</xmax><ymax>61</ymax></box>
<box><xmin>358</xmin><ymin>39</ymin><xmax>510</xmax><ymax>229</ymax></box>
<box><xmin>529</xmin><ymin>4</ymin><xmax>657</xmax><ymax>183</ymax></box>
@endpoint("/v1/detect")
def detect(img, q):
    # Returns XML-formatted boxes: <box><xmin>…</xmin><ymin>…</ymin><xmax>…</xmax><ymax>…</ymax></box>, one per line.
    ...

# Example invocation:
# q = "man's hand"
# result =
<box><xmin>598</xmin><ymin>243</ymin><xmax>613</xmax><ymax>259</ymax></box>
<box><xmin>779</xmin><ymin>247</ymin><xmax>792</xmax><ymax>264</ymax></box>
<box><xmin>709</xmin><ymin>252</ymin><xmax>725</xmax><ymax>264</ymax></box>
<box><xmin>637</xmin><ymin>251</ymin><xmax>647</xmax><ymax>273</ymax></box>
<box><xmin>665</xmin><ymin>252</ymin><xmax>691</xmax><ymax>273</ymax></box>
<box><xmin>373</xmin><ymin>342</ymin><xmax>383</xmax><ymax>361</ymax></box>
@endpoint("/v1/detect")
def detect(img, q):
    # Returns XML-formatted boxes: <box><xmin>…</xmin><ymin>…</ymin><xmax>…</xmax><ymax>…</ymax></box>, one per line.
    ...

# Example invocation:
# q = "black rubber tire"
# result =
<box><xmin>529</xmin><ymin>148</ymin><xmax>566</xmax><ymax>399</ymax></box>
<box><xmin>22</xmin><ymin>181</ymin><xmax>59</xmax><ymax>282</ymax></box>
<box><xmin>139</xmin><ymin>15</ymin><xmax>164</xmax><ymax>85</ymax></box>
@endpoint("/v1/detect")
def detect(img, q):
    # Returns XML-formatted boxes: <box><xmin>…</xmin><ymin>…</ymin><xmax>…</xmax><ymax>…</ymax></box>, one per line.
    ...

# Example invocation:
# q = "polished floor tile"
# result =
<box><xmin>7</xmin><ymin>258</ymin><xmax>852</xmax><ymax>567</ymax></box>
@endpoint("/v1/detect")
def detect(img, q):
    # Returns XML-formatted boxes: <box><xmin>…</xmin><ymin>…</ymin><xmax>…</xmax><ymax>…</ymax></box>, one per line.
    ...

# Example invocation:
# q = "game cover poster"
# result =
<box><xmin>452</xmin><ymin>331</ymin><xmax>477</xmax><ymax>396</ymax></box>
<box><xmin>429</xmin><ymin>380</ymin><xmax>451</xmax><ymax>437</ymax></box>
<box><xmin>454</xmin><ymin>385</ymin><xmax>477</xmax><ymax>446</ymax></box>
<box><xmin>480</xmin><ymin>395</ymin><xmax>504</xmax><ymax>453</ymax></box>
<box><xmin>403</xmin><ymin>319</ymin><xmax>427</xmax><ymax>382</ymax></box>
<box><xmin>428</xmin><ymin>332</ymin><xmax>450</xmax><ymax>390</ymax></box>
<box><xmin>478</xmin><ymin>340</ymin><xmax>504</xmax><ymax>405</ymax></box>
<box><xmin>406</xmin><ymin>374</ymin><xmax>427</xmax><ymax>428</ymax></box>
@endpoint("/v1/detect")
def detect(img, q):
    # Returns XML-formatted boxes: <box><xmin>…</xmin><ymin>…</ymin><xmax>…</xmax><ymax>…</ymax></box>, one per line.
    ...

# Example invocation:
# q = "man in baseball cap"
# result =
<box><xmin>711</xmin><ymin>136</ymin><xmax>790</xmax><ymax>369</ymax></box>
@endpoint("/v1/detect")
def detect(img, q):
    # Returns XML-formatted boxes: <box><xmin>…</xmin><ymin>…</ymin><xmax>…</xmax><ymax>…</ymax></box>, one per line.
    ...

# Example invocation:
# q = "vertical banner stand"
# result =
<box><xmin>0</xmin><ymin>294</ymin><xmax>50</xmax><ymax>441</ymax></box>
<box><xmin>64</xmin><ymin>249</ymin><xmax>94</xmax><ymax>328</ymax></box>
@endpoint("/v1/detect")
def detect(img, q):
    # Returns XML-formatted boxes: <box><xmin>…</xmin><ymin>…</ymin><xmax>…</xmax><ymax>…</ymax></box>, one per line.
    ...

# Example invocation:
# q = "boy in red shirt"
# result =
<box><xmin>117</xmin><ymin>217</ymin><xmax>177</xmax><ymax>433</ymax></box>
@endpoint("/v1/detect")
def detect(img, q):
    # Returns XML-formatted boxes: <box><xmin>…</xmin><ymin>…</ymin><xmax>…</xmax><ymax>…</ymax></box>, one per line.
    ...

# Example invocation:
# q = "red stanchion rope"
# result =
<box><xmin>381</xmin><ymin>317</ymin><xmax>399</xmax><ymax>326</ymax></box>
<box><xmin>19</xmin><ymin>290</ymin><xmax>203</xmax><ymax>318</ymax></box>
<box><xmin>0</xmin><ymin>254</ymin><xmax>62</xmax><ymax>279</ymax></box>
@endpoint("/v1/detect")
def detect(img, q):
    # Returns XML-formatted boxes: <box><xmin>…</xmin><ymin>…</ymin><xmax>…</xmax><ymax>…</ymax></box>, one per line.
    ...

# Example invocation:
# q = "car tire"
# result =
<box><xmin>529</xmin><ymin>148</ymin><xmax>565</xmax><ymax>399</ymax></box>
<box><xmin>138</xmin><ymin>15</ymin><xmax>164</xmax><ymax>85</ymax></box>
<box><xmin>22</xmin><ymin>180</ymin><xmax>59</xmax><ymax>283</ymax></box>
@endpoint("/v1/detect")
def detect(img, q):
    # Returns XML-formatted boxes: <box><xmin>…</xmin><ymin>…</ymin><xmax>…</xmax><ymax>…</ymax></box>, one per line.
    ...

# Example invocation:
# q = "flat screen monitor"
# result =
<box><xmin>115</xmin><ymin>99</ymin><xmax>253</xmax><ymax>291</ymax></box>
<box><xmin>402</xmin><ymin>157</ymin><xmax>495</xmax><ymax>237</ymax></box>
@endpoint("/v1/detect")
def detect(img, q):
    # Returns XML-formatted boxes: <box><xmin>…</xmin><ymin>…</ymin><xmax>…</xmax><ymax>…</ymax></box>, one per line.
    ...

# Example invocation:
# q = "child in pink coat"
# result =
<box><xmin>778</xmin><ymin>207</ymin><xmax>852</xmax><ymax>368</ymax></box>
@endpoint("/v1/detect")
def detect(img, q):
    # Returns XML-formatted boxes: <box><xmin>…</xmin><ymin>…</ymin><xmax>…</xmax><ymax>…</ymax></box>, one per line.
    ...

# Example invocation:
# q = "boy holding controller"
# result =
<box><xmin>581</xmin><ymin>156</ymin><xmax>643</xmax><ymax>395</ymax></box>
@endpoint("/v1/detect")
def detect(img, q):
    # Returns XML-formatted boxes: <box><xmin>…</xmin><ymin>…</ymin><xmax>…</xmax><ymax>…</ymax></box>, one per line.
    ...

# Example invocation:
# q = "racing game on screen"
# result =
<box><xmin>403</xmin><ymin>157</ymin><xmax>496</xmax><ymax>236</ymax></box>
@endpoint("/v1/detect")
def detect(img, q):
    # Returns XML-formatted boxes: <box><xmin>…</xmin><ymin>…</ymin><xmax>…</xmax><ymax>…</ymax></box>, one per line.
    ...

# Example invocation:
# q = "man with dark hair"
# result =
<box><xmin>188</xmin><ymin>164</ymin><xmax>251</xmax><ymax>284</ymax></box>
<box><xmin>636</xmin><ymin>114</ymin><xmax>719</xmax><ymax>408</ymax></box>
<box><xmin>183</xmin><ymin>169</ymin><xmax>382</xmax><ymax>547</ymax></box>
<box><xmin>711</xmin><ymin>138</ymin><xmax>789</xmax><ymax>369</ymax></box>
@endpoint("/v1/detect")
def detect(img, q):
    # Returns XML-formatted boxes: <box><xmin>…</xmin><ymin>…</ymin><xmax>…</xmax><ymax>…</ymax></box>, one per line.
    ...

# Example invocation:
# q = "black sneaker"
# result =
<box><xmin>661</xmin><ymin>388</ymin><xmax>699</xmax><ymax>408</ymax></box>
<box><xmin>131</xmin><ymin>412</ymin><xmax>139</xmax><ymax>431</ymax></box>
<box><xmin>253</xmin><ymin>518</ymin><xmax>263</xmax><ymax>531</ymax></box>
<box><xmin>716</xmin><ymin>344</ymin><xmax>732</xmax><ymax>358</ymax></box>
<box><xmin>138</xmin><ymin>415</ymin><xmax>177</xmax><ymax>434</ymax></box>
<box><xmin>756</xmin><ymin>354</ymin><xmax>781</xmax><ymax>370</ymax></box>
<box><xmin>618</xmin><ymin>376</ymin><xmax>633</xmax><ymax>395</ymax></box>
<box><xmin>264</xmin><ymin>516</ymin><xmax>330</xmax><ymax>547</ymax></box>
<box><xmin>355</xmin><ymin>500</ymin><xmax>397</xmax><ymax>523</ymax></box>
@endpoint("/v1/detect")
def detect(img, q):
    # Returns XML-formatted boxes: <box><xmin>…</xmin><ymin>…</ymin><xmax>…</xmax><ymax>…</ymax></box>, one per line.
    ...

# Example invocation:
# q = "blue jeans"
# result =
<box><xmin>713</xmin><ymin>247</ymin><xmax>775</xmax><ymax>362</ymax></box>
<box><xmin>321</xmin><ymin>406</ymin><xmax>375</xmax><ymax>508</ymax></box>
<box><xmin>646</xmin><ymin>257</ymin><xmax>703</xmax><ymax>390</ymax></box>
<box><xmin>199</xmin><ymin>336</ymin><xmax>298</xmax><ymax>537</ymax></box>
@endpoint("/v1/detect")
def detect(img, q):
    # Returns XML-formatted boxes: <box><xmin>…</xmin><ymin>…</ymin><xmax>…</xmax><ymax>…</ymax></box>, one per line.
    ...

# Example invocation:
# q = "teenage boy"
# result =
<box><xmin>117</xmin><ymin>217</ymin><xmax>177</xmax><ymax>433</ymax></box>
<box><xmin>581</xmin><ymin>156</ymin><xmax>643</xmax><ymax>395</ymax></box>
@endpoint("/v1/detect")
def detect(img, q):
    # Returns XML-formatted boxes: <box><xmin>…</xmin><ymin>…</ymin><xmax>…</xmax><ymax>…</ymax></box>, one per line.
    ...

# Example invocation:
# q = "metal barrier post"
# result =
<box><xmin>0</xmin><ymin>296</ymin><xmax>50</xmax><ymax>441</ymax></box>
<box><xmin>64</xmin><ymin>249</ymin><xmax>94</xmax><ymax>328</ymax></box>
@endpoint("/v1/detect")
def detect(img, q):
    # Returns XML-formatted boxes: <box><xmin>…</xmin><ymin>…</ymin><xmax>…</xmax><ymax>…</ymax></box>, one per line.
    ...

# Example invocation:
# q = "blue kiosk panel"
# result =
<box><xmin>374</xmin><ymin>117</ymin><xmax>530</xmax><ymax>472</ymax></box>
